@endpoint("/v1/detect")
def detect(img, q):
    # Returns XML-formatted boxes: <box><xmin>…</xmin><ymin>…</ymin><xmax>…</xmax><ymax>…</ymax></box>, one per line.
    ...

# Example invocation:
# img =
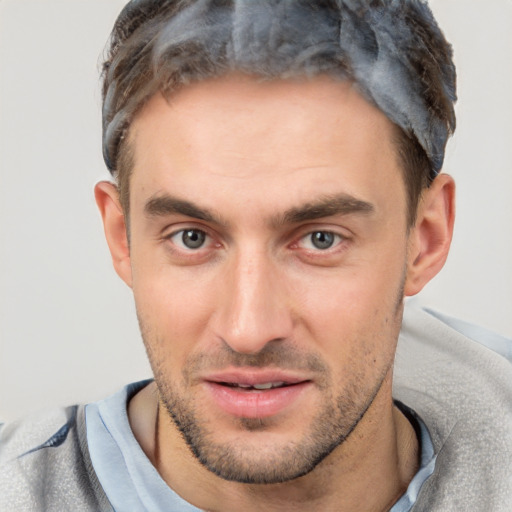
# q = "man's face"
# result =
<box><xmin>126</xmin><ymin>75</ymin><xmax>411</xmax><ymax>483</ymax></box>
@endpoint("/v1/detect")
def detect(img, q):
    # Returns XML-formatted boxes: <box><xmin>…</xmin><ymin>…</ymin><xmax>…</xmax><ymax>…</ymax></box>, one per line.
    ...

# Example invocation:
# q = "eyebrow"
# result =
<box><xmin>144</xmin><ymin>192</ymin><xmax>375</xmax><ymax>227</ymax></box>
<box><xmin>277</xmin><ymin>194</ymin><xmax>375</xmax><ymax>225</ymax></box>
<box><xmin>144</xmin><ymin>195</ymin><xmax>222</xmax><ymax>224</ymax></box>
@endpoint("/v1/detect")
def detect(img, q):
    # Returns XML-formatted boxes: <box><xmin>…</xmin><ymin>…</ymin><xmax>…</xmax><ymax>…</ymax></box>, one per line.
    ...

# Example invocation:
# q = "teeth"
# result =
<box><xmin>252</xmin><ymin>383</ymin><xmax>273</xmax><ymax>390</ymax></box>
<box><xmin>252</xmin><ymin>382</ymin><xmax>285</xmax><ymax>390</ymax></box>
<box><xmin>224</xmin><ymin>381</ymin><xmax>287</xmax><ymax>390</ymax></box>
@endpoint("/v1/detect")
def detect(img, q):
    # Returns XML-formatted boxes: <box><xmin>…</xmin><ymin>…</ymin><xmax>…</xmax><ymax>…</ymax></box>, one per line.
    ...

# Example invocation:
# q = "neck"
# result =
<box><xmin>129</xmin><ymin>377</ymin><xmax>419</xmax><ymax>512</ymax></box>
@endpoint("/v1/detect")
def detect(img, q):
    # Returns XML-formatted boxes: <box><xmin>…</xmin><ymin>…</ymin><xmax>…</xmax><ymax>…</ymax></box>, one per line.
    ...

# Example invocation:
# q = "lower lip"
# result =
<box><xmin>204</xmin><ymin>381</ymin><xmax>311</xmax><ymax>419</ymax></box>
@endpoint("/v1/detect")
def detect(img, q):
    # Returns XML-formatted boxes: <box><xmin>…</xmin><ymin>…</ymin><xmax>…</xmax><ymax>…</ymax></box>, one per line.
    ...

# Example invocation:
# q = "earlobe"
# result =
<box><xmin>94</xmin><ymin>181</ymin><xmax>133</xmax><ymax>288</ymax></box>
<box><xmin>404</xmin><ymin>174</ymin><xmax>456</xmax><ymax>297</ymax></box>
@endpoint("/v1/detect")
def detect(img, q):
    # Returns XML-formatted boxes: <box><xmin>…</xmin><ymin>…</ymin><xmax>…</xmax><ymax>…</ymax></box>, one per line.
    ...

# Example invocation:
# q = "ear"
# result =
<box><xmin>404</xmin><ymin>174</ymin><xmax>456</xmax><ymax>297</ymax></box>
<box><xmin>94</xmin><ymin>181</ymin><xmax>133</xmax><ymax>288</ymax></box>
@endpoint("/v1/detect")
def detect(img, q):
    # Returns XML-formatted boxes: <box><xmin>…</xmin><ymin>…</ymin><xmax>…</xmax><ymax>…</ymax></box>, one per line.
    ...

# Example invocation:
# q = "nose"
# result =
<box><xmin>213</xmin><ymin>247</ymin><xmax>294</xmax><ymax>355</ymax></box>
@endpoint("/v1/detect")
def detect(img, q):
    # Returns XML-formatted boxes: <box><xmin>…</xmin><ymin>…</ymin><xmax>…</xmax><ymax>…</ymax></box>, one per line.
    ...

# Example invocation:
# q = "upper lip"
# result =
<box><xmin>203</xmin><ymin>368</ymin><xmax>310</xmax><ymax>386</ymax></box>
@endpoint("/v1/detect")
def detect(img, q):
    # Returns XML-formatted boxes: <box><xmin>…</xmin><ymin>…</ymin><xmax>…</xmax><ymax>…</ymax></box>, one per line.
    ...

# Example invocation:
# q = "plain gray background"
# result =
<box><xmin>1</xmin><ymin>0</ymin><xmax>511</xmax><ymax>422</ymax></box>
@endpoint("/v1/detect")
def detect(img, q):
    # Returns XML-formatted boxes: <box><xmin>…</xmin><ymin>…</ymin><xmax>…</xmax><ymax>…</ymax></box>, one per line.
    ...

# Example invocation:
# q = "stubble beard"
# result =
<box><xmin>137</xmin><ymin>276</ymin><xmax>405</xmax><ymax>485</ymax></box>
<box><xmin>144</xmin><ymin>343</ymin><xmax>393</xmax><ymax>485</ymax></box>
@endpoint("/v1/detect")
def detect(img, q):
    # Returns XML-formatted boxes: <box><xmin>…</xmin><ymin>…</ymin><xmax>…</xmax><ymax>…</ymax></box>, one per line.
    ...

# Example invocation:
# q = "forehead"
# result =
<box><xmin>127</xmin><ymin>74</ymin><xmax>405</xmax><ymax>219</ymax></box>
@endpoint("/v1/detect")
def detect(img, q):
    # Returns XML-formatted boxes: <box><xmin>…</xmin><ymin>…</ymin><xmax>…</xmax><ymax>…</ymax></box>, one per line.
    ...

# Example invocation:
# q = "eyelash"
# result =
<box><xmin>295</xmin><ymin>231</ymin><xmax>345</xmax><ymax>252</ymax></box>
<box><xmin>163</xmin><ymin>227</ymin><xmax>349</xmax><ymax>260</ymax></box>
<box><xmin>166</xmin><ymin>228</ymin><xmax>216</xmax><ymax>251</ymax></box>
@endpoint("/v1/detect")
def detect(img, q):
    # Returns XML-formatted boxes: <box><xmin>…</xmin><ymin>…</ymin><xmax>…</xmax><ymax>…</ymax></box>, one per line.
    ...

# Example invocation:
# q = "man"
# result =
<box><xmin>1</xmin><ymin>1</ymin><xmax>511</xmax><ymax>511</ymax></box>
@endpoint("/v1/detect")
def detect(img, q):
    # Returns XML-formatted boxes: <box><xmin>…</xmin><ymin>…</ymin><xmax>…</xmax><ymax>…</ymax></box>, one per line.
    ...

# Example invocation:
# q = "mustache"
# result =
<box><xmin>183</xmin><ymin>341</ymin><xmax>329</xmax><ymax>378</ymax></box>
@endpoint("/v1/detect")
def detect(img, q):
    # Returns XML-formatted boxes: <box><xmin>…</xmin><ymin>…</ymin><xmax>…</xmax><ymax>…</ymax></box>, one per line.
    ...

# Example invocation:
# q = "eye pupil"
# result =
<box><xmin>311</xmin><ymin>231</ymin><xmax>334</xmax><ymax>250</ymax></box>
<box><xmin>182</xmin><ymin>230</ymin><xmax>206</xmax><ymax>249</ymax></box>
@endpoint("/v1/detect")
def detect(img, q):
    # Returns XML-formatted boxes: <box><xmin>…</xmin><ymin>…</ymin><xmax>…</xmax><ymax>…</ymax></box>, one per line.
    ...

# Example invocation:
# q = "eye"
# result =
<box><xmin>299</xmin><ymin>231</ymin><xmax>343</xmax><ymax>251</ymax></box>
<box><xmin>169</xmin><ymin>229</ymin><xmax>208</xmax><ymax>250</ymax></box>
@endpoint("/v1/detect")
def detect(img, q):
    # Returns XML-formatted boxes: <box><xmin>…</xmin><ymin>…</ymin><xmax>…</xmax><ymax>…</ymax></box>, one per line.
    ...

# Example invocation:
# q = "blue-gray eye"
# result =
<box><xmin>310</xmin><ymin>231</ymin><xmax>336</xmax><ymax>250</ymax></box>
<box><xmin>180</xmin><ymin>229</ymin><xmax>206</xmax><ymax>249</ymax></box>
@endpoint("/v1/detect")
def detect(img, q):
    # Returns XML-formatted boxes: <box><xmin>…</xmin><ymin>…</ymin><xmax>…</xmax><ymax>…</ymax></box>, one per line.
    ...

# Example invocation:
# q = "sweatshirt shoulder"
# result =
<box><xmin>0</xmin><ymin>405</ymin><xmax>112</xmax><ymax>511</ymax></box>
<box><xmin>0</xmin><ymin>405</ymin><xmax>77</xmax><ymax>462</ymax></box>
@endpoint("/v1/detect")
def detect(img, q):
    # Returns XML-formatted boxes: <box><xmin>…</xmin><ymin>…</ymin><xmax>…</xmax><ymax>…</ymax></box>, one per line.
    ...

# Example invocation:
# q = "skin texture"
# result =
<box><xmin>96</xmin><ymin>74</ymin><xmax>455</xmax><ymax>511</ymax></box>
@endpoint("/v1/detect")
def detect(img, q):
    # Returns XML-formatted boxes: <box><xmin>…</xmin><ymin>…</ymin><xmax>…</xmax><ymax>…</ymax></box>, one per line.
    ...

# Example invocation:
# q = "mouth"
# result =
<box><xmin>203</xmin><ymin>371</ymin><xmax>312</xmax><ymax>418</ymax></box>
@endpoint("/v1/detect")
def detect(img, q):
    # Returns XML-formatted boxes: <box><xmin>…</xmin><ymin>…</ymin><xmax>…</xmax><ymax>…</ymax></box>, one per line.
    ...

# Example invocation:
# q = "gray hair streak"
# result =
<box><xmin>102</xmin><ymin>0</ymin><xmax>456</xmax><ymax>178</ymax></box>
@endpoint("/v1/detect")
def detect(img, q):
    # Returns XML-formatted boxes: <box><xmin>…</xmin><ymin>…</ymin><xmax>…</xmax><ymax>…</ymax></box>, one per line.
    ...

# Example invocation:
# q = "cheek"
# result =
<box><xmin>296</xmin><ymin>263</ymin><xmax>403</xmax><ymax>324</ymax></box>
<box><xmin>292</xmin><ymin>259</ymin><xmax>404</xmax><ymax>364</ymax></box>
<box><xmin>131</xmin><ymin>260</ymin><xmax>220</xmax><ymax>364</ymax></box>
